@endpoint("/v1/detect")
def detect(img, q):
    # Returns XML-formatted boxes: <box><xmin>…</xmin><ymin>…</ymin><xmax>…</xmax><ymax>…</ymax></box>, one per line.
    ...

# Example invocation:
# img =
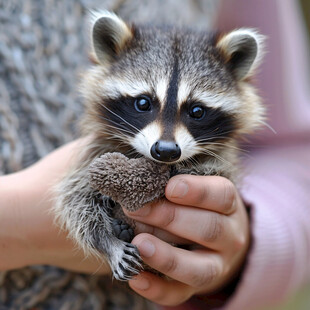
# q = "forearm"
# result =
<box><xmin>0</xmin><ymin>170</ymin><xmax>58</xmax><ymax>271</ymax></box>
<box><xmin>0</xmin><ymin>172</ymin><xmax>33</xmax><ymax>270</ymax></box>
<box><xmin>0</xmin><ymin>139</ymin><xmax>110</xmax><ymax>274</ymax></box>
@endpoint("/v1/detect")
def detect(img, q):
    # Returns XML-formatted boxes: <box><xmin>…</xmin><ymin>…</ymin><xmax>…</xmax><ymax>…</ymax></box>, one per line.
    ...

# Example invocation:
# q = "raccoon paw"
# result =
<box><xmin>112</xmin><ymin>219</ymin><xmax>134</xmax><ymax>243</ymax></box>
<box><xmin>111</xmin><ymin>242</ymin><xmax>143</xmax><ymax>281</ymax></box>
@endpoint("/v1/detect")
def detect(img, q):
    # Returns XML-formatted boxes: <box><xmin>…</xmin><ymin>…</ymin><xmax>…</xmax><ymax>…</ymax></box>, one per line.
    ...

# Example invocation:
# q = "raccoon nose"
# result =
<box><xmin>150</xmin><ymin>140</ymin><xmax>181</xmax><ymax>162</ymax></box>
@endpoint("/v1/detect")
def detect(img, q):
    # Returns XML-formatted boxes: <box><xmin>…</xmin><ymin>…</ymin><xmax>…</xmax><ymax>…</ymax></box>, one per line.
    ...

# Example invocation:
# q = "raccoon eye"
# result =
<box><xmin>189</xmin><ymin>105</ymin><xmax>205</xmax><ymax>119</ymax></box>
<box><xmin>134</xmin><ymin>96</ymin><xmax>151</xmax><ymax>112</ymax></box>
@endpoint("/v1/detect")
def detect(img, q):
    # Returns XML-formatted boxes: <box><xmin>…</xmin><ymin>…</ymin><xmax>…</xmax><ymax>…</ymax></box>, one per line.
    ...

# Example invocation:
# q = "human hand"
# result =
<box><xmin>125</xmin><ymin>175</ymin><xmax>250</xmax><ymax>306</ymax></box>
<box><xmin>0</xmin><ymin>139</ymin><xmax>110</xmax><ymax>275</ymax></box>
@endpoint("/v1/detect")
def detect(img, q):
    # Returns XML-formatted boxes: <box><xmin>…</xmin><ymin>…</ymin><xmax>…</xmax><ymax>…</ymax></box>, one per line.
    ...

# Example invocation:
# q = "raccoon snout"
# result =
<box><xmin>150</xmin><ymin>140</ymin><xmax>181</xmax><ymax>163</ymax></box>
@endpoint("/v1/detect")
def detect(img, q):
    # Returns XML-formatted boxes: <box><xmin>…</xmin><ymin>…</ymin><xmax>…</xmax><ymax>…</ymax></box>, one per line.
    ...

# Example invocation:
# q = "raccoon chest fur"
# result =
<box><xmin>54</xmin><ymin>11</ymin><xmax>265</xmax><ymax>281</ymax></box>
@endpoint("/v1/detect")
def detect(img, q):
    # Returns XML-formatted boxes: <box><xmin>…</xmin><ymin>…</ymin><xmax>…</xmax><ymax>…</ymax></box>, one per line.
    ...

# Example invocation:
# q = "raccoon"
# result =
<box><xmin>54</xmin><ymin>11</ymin><xmax>265</xmax><ymax>281</ymax></box>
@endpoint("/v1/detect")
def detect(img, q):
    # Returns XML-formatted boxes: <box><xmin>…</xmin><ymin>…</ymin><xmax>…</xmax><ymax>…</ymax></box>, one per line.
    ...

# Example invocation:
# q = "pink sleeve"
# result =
<box><xmin>217</xmin><ymin>0</ymin><xmax>310</xmax><ymax>308</ymax></box>
<box><xmin>161</xmin><ymin>0</ymin><xmax>310</xmax><ymax>309</ymax></box>
<box><xmin>227</xmin><ymin>146</ymin><xmax>310</xmax><ymax>309</ymax></box>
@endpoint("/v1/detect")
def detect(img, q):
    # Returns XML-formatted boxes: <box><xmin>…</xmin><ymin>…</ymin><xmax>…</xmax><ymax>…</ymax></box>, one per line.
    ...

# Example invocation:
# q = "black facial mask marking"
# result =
<box><xmin>180</xmin><ymin>102</ymin><xmax>236</xmax><ymax>144</ymax></box>
<box><xmin>99</xmin><ymin>95</ymin><xmax>160</xmax><ymax>136</ymax></box>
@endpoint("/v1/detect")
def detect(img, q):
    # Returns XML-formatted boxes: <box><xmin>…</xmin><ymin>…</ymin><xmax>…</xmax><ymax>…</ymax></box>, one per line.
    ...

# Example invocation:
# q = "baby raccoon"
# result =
<box><xmin>55</xmin><ymin>11</ymin><xmax>265</xmax><ymax>281</ymax></box>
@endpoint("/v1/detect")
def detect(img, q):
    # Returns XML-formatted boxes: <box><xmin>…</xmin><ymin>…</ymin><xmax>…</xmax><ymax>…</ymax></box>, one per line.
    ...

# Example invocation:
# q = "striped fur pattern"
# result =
<box><xmin>54</xmin><ymin>11</ymin><xmax>265</xmax><ymax>281</ymax></box>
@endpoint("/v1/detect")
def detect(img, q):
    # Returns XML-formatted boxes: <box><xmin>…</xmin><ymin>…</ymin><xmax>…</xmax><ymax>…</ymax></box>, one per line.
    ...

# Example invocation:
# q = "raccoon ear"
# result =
<box><xmin>91</xmin><ymin>11</ymin><xmax>133</xmax><ymax>64</ymax></box>
<box><xmin>216</xmin><ymin>29</ymin><xmax>265</xmax><ymax>80</ymax></box>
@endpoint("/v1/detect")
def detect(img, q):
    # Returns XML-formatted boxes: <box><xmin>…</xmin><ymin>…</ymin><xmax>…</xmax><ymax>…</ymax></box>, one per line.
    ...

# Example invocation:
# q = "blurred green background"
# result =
<box><xmin>300</xmin><ymin>0</ymin><xmax>310</xmax><ymax>34</ymax></box>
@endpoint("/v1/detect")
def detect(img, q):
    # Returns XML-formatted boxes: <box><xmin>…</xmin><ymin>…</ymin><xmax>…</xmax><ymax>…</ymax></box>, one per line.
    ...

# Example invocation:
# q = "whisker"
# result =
<box><xmin>194</xmin><ymin>130</ymin><xmax>235</xmax><ymax>143</ymax></box>
<box><xmin>100</xmin><ymin>129</ymin><xmax>131</xmax><ymax>142</ymax></box>
<box><xmin>126</xmin><ymin>149</ymin><xmax>141</xmax><ymax>158</ymax></box>
<box><xmin>98</xmin><ymin>127</ymin><xmax>129</xmax><ymax>141</ymax></box>
<box><xmin>187</xmin><ymin>156</ymin><xmax>200</xmax><ymax>168</ymax></box>
<box><xmin>258</xmin><ymin>120</ymin><xmax>277</xmax><ymax>134</ymax></box>
<box><xmin>199</xmin><ymin>149</ymin><xmax>233</xmax><ymax>167</ymax></box>
<box><xmin>99</xmin><ymin>116</ymin><xmax>137</xmax><ymax>136</ymax></box>
<box><xmin>99</xmin><ymin>103</ymin><xmax>144</xmax><ymax>136</ymax></box>
<box><xmin>196</xmin><ymin>141</ymin><xmax>247</xmax><ymax>153</ymax></box>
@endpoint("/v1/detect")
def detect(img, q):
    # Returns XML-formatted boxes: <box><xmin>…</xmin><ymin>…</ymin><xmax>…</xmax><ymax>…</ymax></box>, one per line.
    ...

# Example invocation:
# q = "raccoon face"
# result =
<box><xmin>83</xmin><ymin>11</ymin><xmax>265</xmax><ymax>164</ymax></box>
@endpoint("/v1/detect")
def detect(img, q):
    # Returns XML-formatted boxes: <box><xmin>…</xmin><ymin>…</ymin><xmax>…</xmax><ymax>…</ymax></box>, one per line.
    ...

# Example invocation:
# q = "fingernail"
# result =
<box><xmin>168</xmin><ymin>179</ymin><xmax>189</xmax><ymax>198</ymax></box>
<box><xmin>130</xmin><ymin>276</ymin><xmax>150</xmax><ymax>290</ymax></box>
<box><xmin>138</xmin><ymin>240</ymin><xmax>155</xmax><ymax>258</ymax></box>
<box><xmin>128</xmin><ymin>205</ymin><xmax>151</xmax><ymax>217</ymax></box>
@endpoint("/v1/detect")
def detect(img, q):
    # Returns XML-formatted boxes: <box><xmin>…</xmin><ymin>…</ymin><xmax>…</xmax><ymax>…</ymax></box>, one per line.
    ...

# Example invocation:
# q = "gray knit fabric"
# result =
<box><xmin>0</xmin><ymin>0</ymin><xmax>218</xmax><ymax>308</ymax></box>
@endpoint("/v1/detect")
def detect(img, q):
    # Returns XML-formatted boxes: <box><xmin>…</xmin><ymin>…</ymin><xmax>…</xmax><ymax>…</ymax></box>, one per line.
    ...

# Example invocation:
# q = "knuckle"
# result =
<box><xmin>134</xmin><ymin>222</ymin><xmax>154</xmax><ymax>235</ymax></box>
<box><xmin>200</xmin><ymin>213</ymin><xmax>223</xmax><ymax>243</ymax></box>
<box><xmin>161</xmin><ymin>254</ymin><xmax>178</xmax><ymax>275</ymax></box>
<box><xmin>221</xmin><ymin>178</ymin><xmax>236</xmax><ymax>213</ymax></box>
<box><xmin>157</xmin><ymin>204</ymin><xmax>176</xmax><ymax>228</ymax></box>
<box><xmin>193</xmin><ymin>181</ymin><xmax>209</xmax><ymax>206</ymax></box>
<box><xmin>190</xmin><ymin>264</ymin><xmax>218</xmax><ymax>288</ymax></box>
<box><xmin>151</xmin><ymin>286</ymin><xmax>166</xmax><ymax>301</ymax></box>
<box><xmin>233</xmin><ymin>234</ymin><xmax>248</xmax><ymax>252</ymax></box>
<box><xmin>145</xmin><ymin>285</ymin><xmax>171</xmax><ymax>306</ymax></box>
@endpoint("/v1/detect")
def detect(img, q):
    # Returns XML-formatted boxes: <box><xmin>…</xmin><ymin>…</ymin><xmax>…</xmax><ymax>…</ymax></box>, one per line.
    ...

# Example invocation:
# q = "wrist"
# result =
<box><xmin>0</xmin><ymin>167</ymin><xmax>69</xmax><ymax>269</ymax></box>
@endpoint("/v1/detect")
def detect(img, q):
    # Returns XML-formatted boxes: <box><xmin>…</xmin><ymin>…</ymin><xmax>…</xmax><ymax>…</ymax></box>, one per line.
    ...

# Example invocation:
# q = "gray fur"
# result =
<box><xmin>54</xmin><ymin>145</ymin><xmax>143</xmax><ymax>281</ymax></box>
<box><xmin>55</xmin><ymin>13</ymin><xmax>265</xmax><ymax>281</ymax></box>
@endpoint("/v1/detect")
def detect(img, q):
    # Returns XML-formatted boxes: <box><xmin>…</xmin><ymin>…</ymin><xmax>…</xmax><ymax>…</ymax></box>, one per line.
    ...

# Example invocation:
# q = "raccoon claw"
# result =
<box><xmin>111</xmin><ymin>242</ymin><xmax>143</xmax><ymax>281</ymax></box>
<box><xmin>112</xmin><ymin>219</ymin><xmax>134</xmax><ymax>243</ymax></box>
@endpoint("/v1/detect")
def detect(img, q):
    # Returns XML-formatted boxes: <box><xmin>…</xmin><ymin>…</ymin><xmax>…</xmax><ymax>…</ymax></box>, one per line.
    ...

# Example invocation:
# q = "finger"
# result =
<box><xmin>166</xmin><ymin>175</ymin><xmax>237</xmax><ymax>215</ymax></box>
<box><xmin>129</xmin><ymin>272</ymin><xmax>194</xmax><ymax>306</ymax></box>
<box><xmin>132</xmin><ymin>233</ymin><xmax>223</xmax><ymax>291</ymax></box>
<box><xmin>128</xmin><ymin>201</ymin><xmax>233</xmax><ymax>250</ymax></box>
<box><xmin>134</xmin><ymin>221</ymin><xmax>190</xmax><ymax>244</ymax></box>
